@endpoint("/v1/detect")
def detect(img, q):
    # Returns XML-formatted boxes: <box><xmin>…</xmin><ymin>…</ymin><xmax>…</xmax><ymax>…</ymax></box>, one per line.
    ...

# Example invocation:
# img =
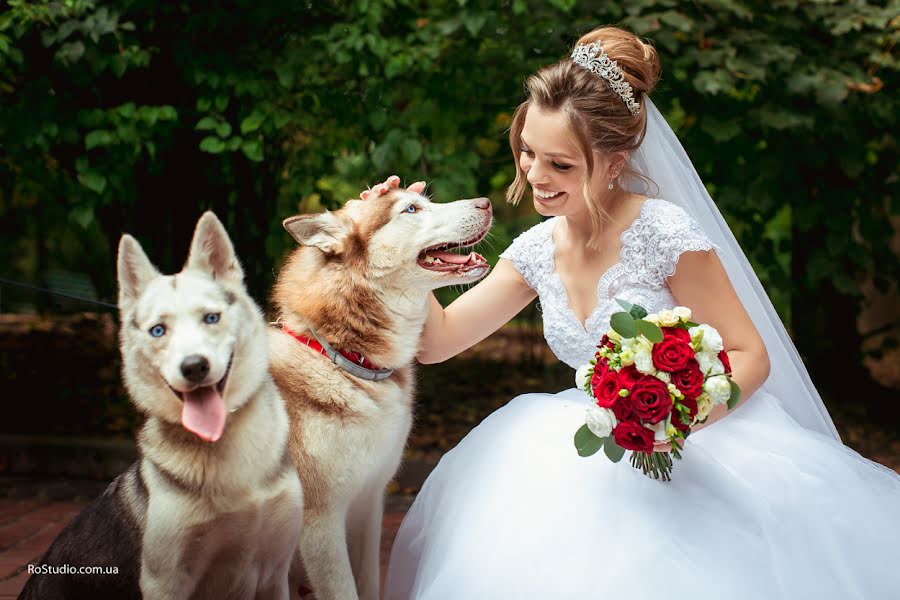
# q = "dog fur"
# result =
<box><xmin>269</xmin><ymin>189</ymin><xmax>492</xmax><ymax>600</ymax></box>
<box><xmin>18</xmin><ymin>212</ymin><xmax>303</xmax><ymax>600</ymax></box>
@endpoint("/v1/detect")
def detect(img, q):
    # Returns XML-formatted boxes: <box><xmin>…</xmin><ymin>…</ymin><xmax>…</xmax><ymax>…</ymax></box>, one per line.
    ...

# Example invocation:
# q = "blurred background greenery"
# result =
<box><xmin>0</xmin><ymin>0</ymin><xmax>898</xmax><ymax>454</ymax></box>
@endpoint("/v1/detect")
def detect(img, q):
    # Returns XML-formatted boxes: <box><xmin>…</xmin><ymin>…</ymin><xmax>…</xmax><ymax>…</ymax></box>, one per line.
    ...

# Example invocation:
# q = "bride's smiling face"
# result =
<box><xmin>519</xmin><ymin>105</ymin><xmax>608</xmax><ymax>218</ymax></box>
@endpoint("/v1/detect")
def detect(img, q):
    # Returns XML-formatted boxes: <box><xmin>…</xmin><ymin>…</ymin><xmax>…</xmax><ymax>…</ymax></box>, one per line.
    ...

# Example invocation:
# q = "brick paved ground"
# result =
<box><xmin>0</xmin><ymin>494</ymin><xmax>413</xmax><ymax>599</ymax></box>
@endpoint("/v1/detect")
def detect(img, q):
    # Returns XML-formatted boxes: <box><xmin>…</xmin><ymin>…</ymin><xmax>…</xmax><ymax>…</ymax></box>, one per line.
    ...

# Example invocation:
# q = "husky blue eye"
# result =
<box><xmin>204</xmin><ymin>313</ymin><xmax>220</xmax><ymax>324</ymax></box>
<box><xmin>149</xmin><ymin>324</ymin><xmax>166</xmax><ymax>338</ymax></box>
<box><xmin>404</xmin><ymin>204</ymin><xmax>418</xmax><ymax>214</ymax></box>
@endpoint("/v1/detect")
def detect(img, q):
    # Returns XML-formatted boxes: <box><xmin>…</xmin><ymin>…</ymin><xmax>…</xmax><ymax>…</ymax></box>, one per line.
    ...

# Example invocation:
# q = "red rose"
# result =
<box><xmin>591</xmin><ymin>360</ymin><xmax>610</xmax><ymax>391</ymax></box>
<box><xmin>651</xmin><ymin>337</ymin><xmax>694</xmax><ymax>372</ymax></box>
<box><xmin>610</xmin><ymin>393</ymin><xmax>638</xmax><ymax>423</ymax></box>
<box><xmin>613</xmin><ymin>421</ymin><xmax>655</xmax><ymax>453</ymax></box>
<box><xmin>629</xmin><ymin>377</ymin><xmax>673</xmax><ymax>424</ymax></box>
<box><xmin>663</xmin><ymin>327</ymin><xmax>691</xmax><ymax>344</ymax></box>
<box><xmin>671</xmin><ymin>396</ymin><xmax>698</xmax><ymax>433</ymax></box>
<box><xmin>718</xmin><ymin>350</ymin><xmax>732</xmax><ymax>374</ymax></box>
<box><xmin>592</xmin><ymin>370</ymin><xmax>621</xmax><ymax>409</ymax></box>
<box><xmin>671</xmin><ymin>359</ymin><xmax>704</xmax><ymax>400</ymax></box>
<box><xmin>617</xmin><ymin>365</ymin><xmax>643</xmax><ymax>390</ymax></box>
<box><xmin>598</xmin><ymin>334</ymin><xmax>616</xmax><ymax>350</ymax></box>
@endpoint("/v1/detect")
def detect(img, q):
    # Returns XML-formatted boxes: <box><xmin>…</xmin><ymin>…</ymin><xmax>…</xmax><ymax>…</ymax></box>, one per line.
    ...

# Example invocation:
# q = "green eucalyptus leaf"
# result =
<box><xmin>615</xmin><ymin>298</ymin><xmax>634</xmax><ymax>312</ymax></box>
<box><xmin>727</xmin><ymin>379</ymin><xmax>742</xmax><ymax>410</ymax></box>
<box><xmin>574</xmin><ymin>424</ymin><xmax>605</xmax><ymax>457</ymax></box>
<box><xmin>636</xmin><ymin>320</ymin><xmax>663</xmax><ymax>343</ymax></box>
<box><xmin>603</xmin><ymin>439</ymin><xmax>626</xmax><ymax>462</ymax></box>
<box><xmin>610</xmin><ymin>312</ymin><xmax>637</xmax><ymax>338</ymax></box>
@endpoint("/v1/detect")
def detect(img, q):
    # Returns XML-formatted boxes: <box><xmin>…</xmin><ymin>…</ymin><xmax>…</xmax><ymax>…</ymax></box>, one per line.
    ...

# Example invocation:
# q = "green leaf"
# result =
<box><xmin>85</xmin><ymin>130</ymin><xmax>113</xmax><ymax>150</ymax></box>
<box><xmin>196</xmin><ymin>117</ymin><xmax>217</xmax><ymax>131</ymax></box>
<box><xmin>463</xmin><ymin>13</ymin><xmax>486</xmax><ymax>36</ymax></box>
<box><xmin>610</xmin><ymin>312</ymin><xmax>637</xmax><ymax>338</ymax></box>
<box><xmin>241</xmin><ymin>140</ymin><xmax>264</xmax><ymax>162</ymax></box>
<box><xmin>401</xmin><ymin>138</ymin><xmax>422</xmax><ymax>164</ymax></box>
<box><xmin>727</xmin><ymin>379</ymin><xmax>742</xmax><ymax>410</ymax></box>
<box><xmin>615</xmin><ymin>298</ymin><xmax>634</xmax><ymax>312</ymax></box>
<box><xmin>574</xmin><ymin>424</ymin><xmax>605</xmax><ymax>457</ymax></box>
<box><xmin>77</xmin><ymin>171</ymin><xmax>107</xmax><ymax>194</ymax></box>
<box><xmin>636</xmin><ymin>320</ymin><xmax>663</xmax><ymax>343</ymax></box>
<box><xmin>384</xmin><ymin>56</ymin><xmax>405</xmax><ymax>78</ymax></box>
<box><xmin>240</xmin><ymin>111</ymin><xmax>265</xmax><ymax>135</ymax></box>
<box><xmin>70</xmin><ymin>205</ymin><xmax>94</xmax><ymax>229</ymax></box>
<box><xmin>684</xmin><ymin>321</ymin><xmax>699</xmax><ymax>328</ymax></box>
<box><xmin>215</xmin><ymin>122</ymin><xmax>232</xmax><ymax>138</ymax></box>
<box><xmin>199</xmin><ymin>136</ymin><xmax>226</xmax><ymax>153</ymax></box>
<box><xmin>603</xmin><ymin>439</ymin><xmax>626</xmax><ymax>462</ymax></box>
<box><xmin>275</xmin><ymin>65</ymin><xmax>294</xmax><ymax>89</ymax></box>
<box><xmin>629</xmin><ymin>305</ymin><xmax>648</xmax><ymax>319</ymax></box>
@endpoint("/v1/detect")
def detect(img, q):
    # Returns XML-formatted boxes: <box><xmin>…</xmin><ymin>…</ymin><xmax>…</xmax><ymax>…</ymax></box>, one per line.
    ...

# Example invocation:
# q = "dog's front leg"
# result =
<box><xmin>300</xmin><ymin>509</ymin><xmax>358</xmax><ymax>600</ymax></box>
<box><xmin>140</xmin><ymin>548</ymin><xmax>194</xmax><ymax>600</ymax></box>
<box><xmin>348</xmin><ymin>489</ymin><xmax>385</xmax><ymax>600</ymax></box>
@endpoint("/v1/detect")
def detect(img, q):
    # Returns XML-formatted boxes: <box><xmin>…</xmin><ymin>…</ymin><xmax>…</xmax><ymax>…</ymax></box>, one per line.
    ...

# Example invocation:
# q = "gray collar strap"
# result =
<box><xmin>307</xmin><ymin>327</ymin><xmax>395</xmax><ymax>382</ymax></box>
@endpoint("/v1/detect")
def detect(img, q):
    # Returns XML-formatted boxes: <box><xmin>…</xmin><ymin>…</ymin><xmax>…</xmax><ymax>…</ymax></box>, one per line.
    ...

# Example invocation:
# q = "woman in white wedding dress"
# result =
<box><xmin>374</xmin><ymin>26</ymin><xmax>900</xmax><ymax>599</ymax></box>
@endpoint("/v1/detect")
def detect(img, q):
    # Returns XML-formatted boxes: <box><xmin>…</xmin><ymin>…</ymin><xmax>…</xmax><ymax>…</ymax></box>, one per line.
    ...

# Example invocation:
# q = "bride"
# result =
<box><xmin>368</xmin><ymin>25</ymin><xmax>900</xmax><ymax>599</ymax></box>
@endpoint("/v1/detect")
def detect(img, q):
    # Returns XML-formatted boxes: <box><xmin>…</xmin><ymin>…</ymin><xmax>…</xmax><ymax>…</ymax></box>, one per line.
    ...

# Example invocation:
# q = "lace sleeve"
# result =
<box><xmin>499</xmin><ymin>219</ymin><xmax>554</xmax><ymax>291</ymax></box>
<box><xmin>620</xmin><ymin>200</ymin><xmax>717</xmax><ymax>289</ymax></box>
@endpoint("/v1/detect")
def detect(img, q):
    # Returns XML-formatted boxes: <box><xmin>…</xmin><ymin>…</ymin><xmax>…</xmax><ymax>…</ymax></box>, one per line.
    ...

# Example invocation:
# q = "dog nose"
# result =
<box><xmin>181</xmin><ymin>355</ymin><xmax>210</xmax><ymax>383</ymax></box>
<box><xmin>473</xmin><ymin>198</ymin><xmax>492</xmax><ymax>212</ymax></box>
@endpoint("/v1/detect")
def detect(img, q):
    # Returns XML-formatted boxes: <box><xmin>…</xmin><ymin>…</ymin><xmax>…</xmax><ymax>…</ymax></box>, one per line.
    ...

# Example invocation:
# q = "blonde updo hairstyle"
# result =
<box><xmin>506</xmin><ymin>26</ymin><xmax>661</xmax><ymax>249</ymax></box>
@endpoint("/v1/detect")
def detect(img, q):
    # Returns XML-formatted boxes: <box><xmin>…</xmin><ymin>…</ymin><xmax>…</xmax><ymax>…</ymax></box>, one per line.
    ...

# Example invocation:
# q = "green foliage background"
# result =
<box><xmin>1</xmin><ymin>0</ymin><xmax>898</xmax><ymax>404</ymax></box>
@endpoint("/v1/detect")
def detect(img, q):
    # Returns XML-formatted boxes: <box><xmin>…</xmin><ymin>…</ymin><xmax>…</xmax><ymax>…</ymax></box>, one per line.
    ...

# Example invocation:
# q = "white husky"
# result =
<box><xmin>20</xmin><ymin>212</ymin><xmax>305</xmax><ymax>600</ymax></box>
<box><xmin>268</xmin><ymin>188</ymin><xmax>492</xmax><ymax>600</ymax></box>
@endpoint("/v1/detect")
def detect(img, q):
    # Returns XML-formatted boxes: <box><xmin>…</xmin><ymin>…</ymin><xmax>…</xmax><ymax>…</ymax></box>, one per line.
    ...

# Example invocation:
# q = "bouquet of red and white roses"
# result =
<box><xmin>573</xmin><ymin>299</ymin><xmax>741</xmax><ymax>480</ymax></box>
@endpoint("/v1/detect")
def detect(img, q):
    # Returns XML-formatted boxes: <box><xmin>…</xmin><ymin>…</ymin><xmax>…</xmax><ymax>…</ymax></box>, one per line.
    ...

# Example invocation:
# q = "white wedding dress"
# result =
<box><xmin>385</xmin><ymin>199</ymin><xmax>900</xmax><ymax>599</ymax></box>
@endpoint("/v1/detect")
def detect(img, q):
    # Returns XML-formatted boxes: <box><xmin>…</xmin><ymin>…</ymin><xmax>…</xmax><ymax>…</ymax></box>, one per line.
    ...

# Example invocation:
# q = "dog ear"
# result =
<box><xmin>117</xmin><ymin>234</ymin><xmax>159</xmax><ymax>307</ymax></box>
<box><xmin>185</xmin><ymin>211</ymin><xmax>245</xmax><ymax>284</ymax></box>
<box><xmin>283</xmin><ymin>212</ymin><xmax>347</xmax><ymax>255</ymax></box>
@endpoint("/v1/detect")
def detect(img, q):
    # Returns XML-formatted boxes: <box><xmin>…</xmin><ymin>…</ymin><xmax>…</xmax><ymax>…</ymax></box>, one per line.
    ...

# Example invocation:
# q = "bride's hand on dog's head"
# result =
<box><xmin>360</xmin><ymin>175</ymin><xmax>426</xmax><ymax>200</ymax></box>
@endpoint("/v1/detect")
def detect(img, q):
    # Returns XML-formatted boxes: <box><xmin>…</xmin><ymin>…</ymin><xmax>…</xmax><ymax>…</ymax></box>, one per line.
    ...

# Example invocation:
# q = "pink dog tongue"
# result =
<box><xmin>181</xmin><ymin>385</ymin><xmax>226</xmax><ymax>442</ymax></box>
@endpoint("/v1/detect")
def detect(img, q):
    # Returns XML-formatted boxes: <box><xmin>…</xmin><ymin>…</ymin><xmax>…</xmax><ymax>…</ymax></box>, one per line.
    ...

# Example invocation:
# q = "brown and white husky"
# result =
<box><xmin>268</xmin><ymin>188</ymin><xmax>492</xmax><ymax>600</ymax></box>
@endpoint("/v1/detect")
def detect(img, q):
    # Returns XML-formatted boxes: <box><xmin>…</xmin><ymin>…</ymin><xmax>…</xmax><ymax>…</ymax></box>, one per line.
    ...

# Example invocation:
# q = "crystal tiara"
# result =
<box><xmin>570</xmin><ymin>42</ymin><xmax>640</xmax><ymax>116</ymax></box>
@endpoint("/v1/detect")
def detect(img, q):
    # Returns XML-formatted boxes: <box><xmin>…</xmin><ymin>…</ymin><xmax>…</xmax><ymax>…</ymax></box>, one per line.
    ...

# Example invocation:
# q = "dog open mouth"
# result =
<box><xmin>417</xmin><ymin>230</ymin><xmax>490</xmax><ymax>273</ymax></box>
<box><xmin>169</xmin><ymin>353</ymin><xmax>233</xmax><ymax>443</ymax></box>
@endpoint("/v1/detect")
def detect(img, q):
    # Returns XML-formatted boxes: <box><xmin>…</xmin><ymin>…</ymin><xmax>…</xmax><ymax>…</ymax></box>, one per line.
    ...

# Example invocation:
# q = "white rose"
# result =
<box><xmin>695</xmin><ymin>324</ymin><xmax>724</xmax><ymax>352</ymax></box>
<box><xmin>575</xmin><ymin>364</ymin><xmax>593</xmax><ymax>392</ymax></box>
<box><xmin>655</xmin><ymin>371</ymin><xmax>671</xmax><ymax>384</ymax></box>
<box><xmin>673</xmin><ymin>306</ymin><xmax>692</xmax><ymax>321</ymax></box>
<box><xmin>703</xmin><ymin>376</ymin><xmax>732</xmax><ymax>406</ymax></box>
<box><xmin>629</xmin><ymin>337</ymin><xmax>655</xmax><ymax>375</ymax></box>
<box><xmin>696</xmin><ymin>350</ymin><xmax>725</xmax><ymax>376</ymax></box>
<box><xmin>644</xmin><ymin>313</ymin><xmax>660</xmax><ymax>325</ymax></box>
<box><xmin>657</xmin><ymin>309</ymin><xmax>679</xmax><ymax>328</ymax></box>
<box><xmin>585</xmin><ymin>405</ymin><xmax>617</xmax><ymax>438</ymax></box>
<box><xmin>619</xmin><ymin>349</ymin><xmax>635</xmax><ymax>367</ymax></box>
<box><xmin>608</xmin><ymin>329</ymin><xmax>623</xmax><ymax>343</ymax></box>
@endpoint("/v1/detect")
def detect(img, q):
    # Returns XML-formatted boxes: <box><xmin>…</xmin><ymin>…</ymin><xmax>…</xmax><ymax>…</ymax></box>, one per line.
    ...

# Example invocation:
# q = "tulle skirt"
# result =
<box><xmin>385</xmin><ymin>388</ymin><xmax>900</xmax><ymax>599</ymax></box>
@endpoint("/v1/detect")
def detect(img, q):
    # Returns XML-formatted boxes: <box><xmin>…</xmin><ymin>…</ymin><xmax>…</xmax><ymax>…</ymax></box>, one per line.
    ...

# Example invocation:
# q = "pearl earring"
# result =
<box><xmin>608</xmin><ymin>180</ymin><xmax>615</xmax><ymax>190</ymax></box>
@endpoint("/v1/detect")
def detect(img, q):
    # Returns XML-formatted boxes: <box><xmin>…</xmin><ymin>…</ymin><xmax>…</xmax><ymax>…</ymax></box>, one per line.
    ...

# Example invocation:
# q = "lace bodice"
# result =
<box><xmin>499</xmin><ymin>199</ymin><xmax>716</xmax><ymax>370</ymax></box>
